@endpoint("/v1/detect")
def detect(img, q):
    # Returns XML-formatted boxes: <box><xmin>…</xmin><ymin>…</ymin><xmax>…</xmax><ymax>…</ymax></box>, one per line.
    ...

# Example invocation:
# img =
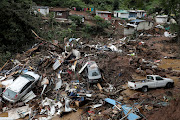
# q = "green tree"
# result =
<box><xmin>93</xmin><ymin>15</ymin><xmax>110</xmax><ymax>34</ymax></box>
<box><xmin>113</xmin><ymin>0</ymin><xmax>119</xmax><ymax>10</ymax></box>
<box><xmin>0</xmin><ymin>0</ymin><xmax>42</xmax><ymax>65</ymax></box>
<box><xmin>160</xmin><ymin>0</ymin><xmax>180</xmax><ymax>43</ymax></box>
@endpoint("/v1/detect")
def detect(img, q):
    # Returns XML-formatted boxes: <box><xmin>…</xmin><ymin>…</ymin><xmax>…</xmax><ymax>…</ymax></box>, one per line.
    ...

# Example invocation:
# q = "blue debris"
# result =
<box><xmin>104</xmin><ymin>98</ymin><xmax>141</xmax><ymax>120</ymax></box>
<box><xmin>69</xmin><ymin>92</ymin><xmax>85</xmax><ymax>102</ymax></box>
<box><xmin>69</xmin><ymin>38</ymin><xmax>76</xmax><ymax>42</ymax></box>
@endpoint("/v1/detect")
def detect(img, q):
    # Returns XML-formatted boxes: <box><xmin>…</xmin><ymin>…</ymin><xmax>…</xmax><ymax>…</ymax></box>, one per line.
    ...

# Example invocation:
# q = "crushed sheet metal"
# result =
<box><xmin>65</xmin><ymin>98</ymin><xmax>73</xmax><ymax>112</ymax></box>
<box><xmin>91</xmin><ymin>104</ymin><xmax>103</xmax><ymax>108</ymax></box>
<box><xmin>21</xmin><ymin>91</ymin><xmax>36</xmax><ymax>103</ymax></box>
<box><xmin>54</xmin><ymin>78</ymin><xmax>62</xmax><ymax>90</ymax></box>
<box><xmin>104</xmin><ymin>98</ymin><xmax>141</xmax><ymax>120</ymax></box>
<box><xmin>53</xmin><ymin>59</ymin><xmax>63</xmax><ymax>70</ymax></box>
<box><xmin>72</xmin><ymin>49</ymin><xmax>81</xmax><ymax>59</ymax></box>
<box><xmin>8</xmin><ymin>105</ymin><xmax>30</xmax><ymax>119</ymax></box>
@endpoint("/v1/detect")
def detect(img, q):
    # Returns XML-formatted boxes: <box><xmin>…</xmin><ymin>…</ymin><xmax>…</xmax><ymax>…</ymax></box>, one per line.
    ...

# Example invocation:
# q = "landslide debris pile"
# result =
<box><xmin>0</xmin><ymin>35</ymin><xmax>179</xmax><ymax>119</ymax></box>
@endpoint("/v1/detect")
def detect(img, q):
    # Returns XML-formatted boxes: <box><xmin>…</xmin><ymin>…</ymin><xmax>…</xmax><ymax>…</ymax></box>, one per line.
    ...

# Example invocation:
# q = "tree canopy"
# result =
<box><xmin>0</xmin><ymin>0</ymin><xmax>42</xmax><ymax>65</ymax></box>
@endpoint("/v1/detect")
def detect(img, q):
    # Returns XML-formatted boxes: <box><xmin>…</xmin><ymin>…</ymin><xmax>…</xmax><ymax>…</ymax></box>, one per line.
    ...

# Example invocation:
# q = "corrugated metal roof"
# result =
<box><xmin>128</xmin><ymin>10</ymin><xmax>136</xmax><ymax>12</ymax></box>
<box><xmin>96</xmin><ymin>10</ymin><xmax>111</xmax><ymax>14</ymax></box>
<box><xmin>50</xmin><ymin>7</ymin><xmax>70</xmax><ymax>12</ymax></box>
<box><xmin>114</xmin><ymin>10</ymin><xmax>128</xmax><ymax>13</ymax></box>
<box><xmin>156</xmin><ymin>15</ymin><xmax>168</xmax><ymax>18</ymax></box>
<box><xmin>32</xmin><ymin>6</ymin><xmax>49</xmax><ymax>9</ymax></box>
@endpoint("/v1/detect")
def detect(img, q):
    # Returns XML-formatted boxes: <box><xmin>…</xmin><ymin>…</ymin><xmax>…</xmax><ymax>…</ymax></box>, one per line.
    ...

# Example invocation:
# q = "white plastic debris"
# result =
<box><xmin>65</xmin><ymin>98</ymin><xmax>73</xmax><ymax>112</ymax></box>
<box><xmin>41</xmin><ymin>77</ymin><xmax>49</xmax><ymax>86</ymax></box>
<box><xmin>41</xmin><ymin>84</ymin><xmax>47</xmax><ymax>96</ymax></box>
<box><xmin>164</xmin><ymin>31</ymin><xmax>171</xmax><ymax>37</ymax></box>
<box><xmin>86</xmin><ymin>94</ymin><xmax>92</xmax><ymax>97</ymax></box>
<box><xmin>109</xmin><ymin>45</ymin><xmax>118</xmax><ymax>52</ymax></box>
<box><xmin>54</xmin><ymin>79</ymin><xmax>62</xmax><ymax>90</ymax></box>
<box><xmin>41</xmin><ymin>98</ymin><xmax>63</xmax><ymax>117</ymax></box>
<box><xmin>8</xmin><ymin>105</ymin><xmax>30</xmax><ymax>119</ymax></box>
<box><xmin>91</xmin><ymin>104</ymin><xmax>103</xmax><ymax>108</ymax></box>
<box><xmin>72</xmin><ymin>49</ymin><xmax>81</xmax><ymax>59</ymax></box>
<box><xmin>50</xmin><ymin>105</ymin><xmax>55</xmax><ymax>116</ymax></box>
<box><xmin>52</xmin><ymin>55</ymin><xmax>64</xmax><ymax>70</ymax></box>
<box><xmin>65</xmin><ymin>83</ymin><xmax>70</xmax><ymax>91</ymax></box>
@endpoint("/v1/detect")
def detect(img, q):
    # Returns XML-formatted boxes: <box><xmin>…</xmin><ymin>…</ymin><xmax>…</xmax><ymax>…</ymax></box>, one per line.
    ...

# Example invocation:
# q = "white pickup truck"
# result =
<box><xmin>128</xmin><ymin>75</ymin><xmax>174</xmax><ymax>92</ymax></box>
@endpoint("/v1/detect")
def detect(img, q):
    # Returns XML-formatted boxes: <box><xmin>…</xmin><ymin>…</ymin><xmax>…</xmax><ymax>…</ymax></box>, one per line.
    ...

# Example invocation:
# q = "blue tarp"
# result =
<box><xmin>130</xmin><ymin>19</ymin><xmax>145</xmax><ymax>23</ymax></box>
<box><xmin>69</xmin><ymin>38</ymin><xmax>76</xmax><ymax>42</ymax></box>
<box><xmin>104</xmin><ymin>98</ymin><xmax>140</xmax><ymax>120</ymax></box>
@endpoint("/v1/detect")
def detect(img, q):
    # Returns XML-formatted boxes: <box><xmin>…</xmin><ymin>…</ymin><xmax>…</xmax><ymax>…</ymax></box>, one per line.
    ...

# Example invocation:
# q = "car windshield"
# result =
<box><xmin>4</xmin><ymin>88</ymin><xmax>17</xmax><ymax>98</ymax></box>
<box><xmin>21</xmin><ymin>74</ymin><xmax>35</xmax><ymax>81</ymax></box>
<box><xmin>89</xmin><ymin>70</ymin><xmax>100</xmax><ymax>76</ymax></box>
<box><xmin>147</xmin><ymin>76</ymin><xmax>154</xmax><ymax>80</ymax></box>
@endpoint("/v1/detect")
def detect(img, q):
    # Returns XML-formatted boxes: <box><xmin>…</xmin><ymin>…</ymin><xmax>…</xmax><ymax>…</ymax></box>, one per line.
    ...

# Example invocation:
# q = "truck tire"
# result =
<box><xmin>142</xmin><ymin>86</ymin><xmax>148</xmax><ymax>92</ymax></box>
<box><xmin>166</xmin><ymin>82</ymin><xmax>173</xmax><ymax>88</ymax></box>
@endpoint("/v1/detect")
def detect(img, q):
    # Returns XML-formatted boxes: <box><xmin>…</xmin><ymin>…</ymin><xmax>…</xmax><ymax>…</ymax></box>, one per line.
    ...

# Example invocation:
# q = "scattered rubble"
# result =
<box><xmin>0</xmin><ymin>30</ymin><xmax>179</xmax><ymax>119</ymax></box>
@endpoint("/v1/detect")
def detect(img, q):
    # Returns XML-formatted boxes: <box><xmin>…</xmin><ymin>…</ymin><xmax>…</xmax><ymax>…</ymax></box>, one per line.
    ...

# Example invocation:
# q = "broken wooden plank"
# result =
<box><xmin>31</xmin><ymin>30</ymin><xmax>44</xmax><ymax>40</ymax></box>
<box><xmin>78</xmin><ymin>62</ymin><xmax>88</xmax><ymax>74</ymax></box>
<box><xmin>0</xmin><ymin>60</ymin><xmax>9</xmax><ymax>72</ymax></box>
<box><xmin>97</xmin><ymin>83</ymin><xmax>103</xmax><ymax>92</ymax></box>
<box><xmin>25</xmin><ymin>46</ymin><xmax>39</xmax><ymax>54</ymax></box>
<box><xmin>4</xmin><ymin>71</ymin><xmax>19</xmax><ymax>80</ymax></box>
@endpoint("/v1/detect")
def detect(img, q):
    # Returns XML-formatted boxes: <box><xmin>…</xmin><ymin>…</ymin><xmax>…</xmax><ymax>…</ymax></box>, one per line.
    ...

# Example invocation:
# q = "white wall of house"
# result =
<box><xmin>124</xmin><ymin>27</ymin><xmax>135</xmax><ymax>35</ymax></box>
<box><xmin>114</xmin><ymin>12</ymin><xmax>129</xmax><ymax>19</ymax></box>
<box><xmin>33</xmin><ymin>6</ymin><xmax>49</xmax><ymax>16</ymax></box>
<box><xmin>38</xmin><ymin>8</ymin><xmax>49</xmax><ymax>16</ymax></box>
<box><xmin>114</xmin><ymin>12</ymin><xmax>118</xmax><ymax>17</ymax></box>
<box><xmin>136</xmin><ymin>21</ymin><xmax>153</xmax><ymax>31</ymax></box>
<box><xmin>137</xmin><ymin>12</ymin><xmax>146</xmax><ymax>18</ymax></box>
<box><xmin>155</xmin><ymin>15</ymin><xmax>168</xmax><ymax>24</ymax></box>
<box><xmin>120</xmin><ymin>13</ymin><xmax>129</xmax><ymax>19</ymax></box>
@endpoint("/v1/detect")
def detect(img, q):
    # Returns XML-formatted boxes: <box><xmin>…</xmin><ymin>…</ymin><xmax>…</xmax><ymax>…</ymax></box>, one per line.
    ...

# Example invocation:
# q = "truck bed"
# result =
<box><xmin>129</xmin><ymin>79</ymin><xmax>152</xmax><ymax>83</ymax></box>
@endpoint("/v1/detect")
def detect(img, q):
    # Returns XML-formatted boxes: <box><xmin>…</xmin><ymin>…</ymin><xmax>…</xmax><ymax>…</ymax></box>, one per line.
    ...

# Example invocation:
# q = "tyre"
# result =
<box><xmin>166</xmin><ymin>82</ymin><xmax>173</xmax><ymax>88</ymax></box>
<box><xmin>142</xmin><ymin>86</ymin><xmax>148</xmax><ymax>92</ymax></box>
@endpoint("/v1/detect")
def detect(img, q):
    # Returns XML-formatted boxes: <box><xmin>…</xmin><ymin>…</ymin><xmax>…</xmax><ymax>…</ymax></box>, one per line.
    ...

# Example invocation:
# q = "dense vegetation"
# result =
<box><xmin>0</xmin><ymin>0</ymin><xmax>42</xmax><ymax>65</ymax></box>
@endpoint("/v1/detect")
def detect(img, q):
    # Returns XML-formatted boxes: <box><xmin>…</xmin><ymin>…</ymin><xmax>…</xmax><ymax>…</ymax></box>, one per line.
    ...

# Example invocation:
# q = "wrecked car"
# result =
<box><xmin>128</xmin><ymin>75</ymin><xmax>174</xmax><ymax>92</ymax></box>
<box><xmin>85</xmin><ymin>61</ymin><xmax>102</xmax><ymax>83</ymax></box>
<box><xmin>3</xmin><ymin>71</ymin><xmax>40</xmax><ymax>103</ymax></box>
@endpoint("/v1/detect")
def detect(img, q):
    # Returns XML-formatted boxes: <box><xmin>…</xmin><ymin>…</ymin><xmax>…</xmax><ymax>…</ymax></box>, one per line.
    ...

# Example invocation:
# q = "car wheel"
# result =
<box><xmin>142</xmin><ymin>86</ymin><xmax>148</xmax><ymax>92</ymax></box>
<box><xmin>166</xmin><ymin>83</ymin><xmax>173</xmax><ymax>88</ymax></box>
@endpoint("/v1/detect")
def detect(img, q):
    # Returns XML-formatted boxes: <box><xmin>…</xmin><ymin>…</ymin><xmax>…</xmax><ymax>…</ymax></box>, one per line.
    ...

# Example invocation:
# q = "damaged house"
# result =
<box><xmin>127</xmin><ymin>19</ymin><xmax>153</xmax><ymax>31</ymax></box>
<box><xmin>50</xmin><ymin>7</ymin><xmax>71</xmax><ymax>21</ymax></box>
<box><xmin>113</xmin><ymin>20</ymin><xmax>135</xmax><ymax>36</ymax></box>
<box><xmin>155</xmin><ymin>15</ymin><xmax>168</xmax><ymax>24</ymax></box>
